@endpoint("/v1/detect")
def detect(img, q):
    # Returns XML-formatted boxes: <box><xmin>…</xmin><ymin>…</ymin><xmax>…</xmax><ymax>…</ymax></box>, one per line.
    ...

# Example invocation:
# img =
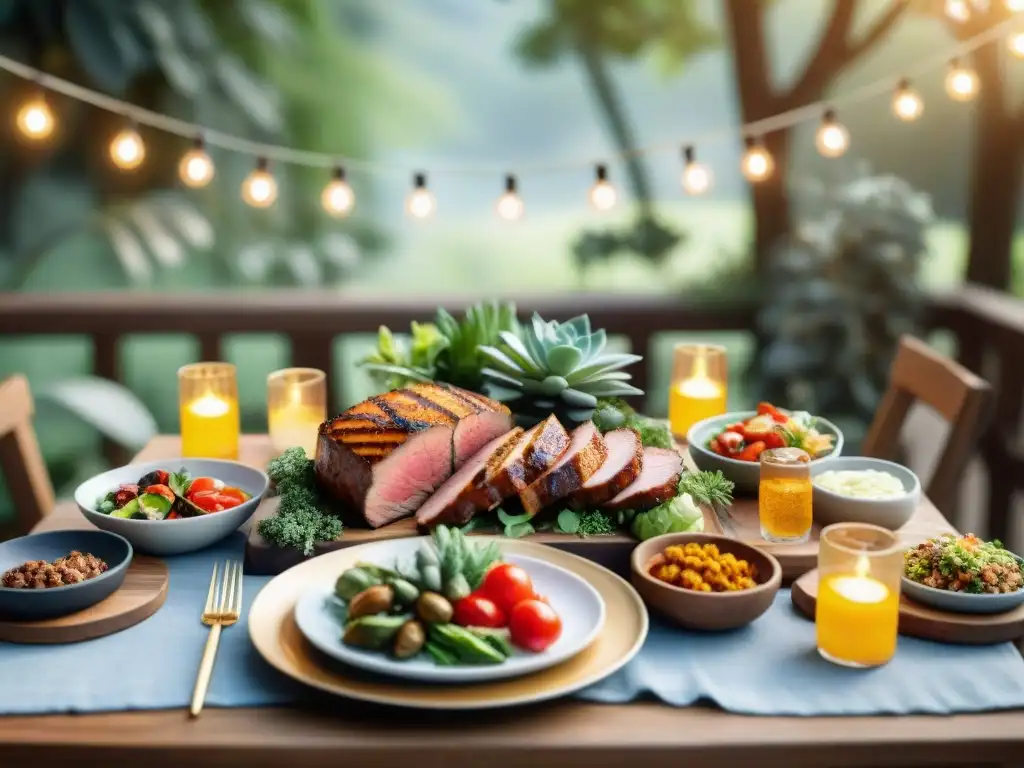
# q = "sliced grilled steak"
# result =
<box><xmin>568</xmin><ymin>428</ymin><xmax>643</xmax><ymax>509</ymax></box>
<box><xmin>519</xmin><ymin>422</ymin><xmax>607</xmax><ymax>516</ymax></box>
<box><xmin>415</xmin><ymin>427</ymin><xmax>524</xmax><ymax>528</ymax></box>
<box><xmin>315</xmin><ymin>382</ymin><xmax>511</xmax><ymax>527</ymax></box>
<box><xmin>602</xmin><ymin>447</ymin><xmax>683</xmax><ymax>512</ymax></box>
<box><xmin>486</xmin><ymin>414</ymin><xmax>569</xmax><ymax>501</ymax></box>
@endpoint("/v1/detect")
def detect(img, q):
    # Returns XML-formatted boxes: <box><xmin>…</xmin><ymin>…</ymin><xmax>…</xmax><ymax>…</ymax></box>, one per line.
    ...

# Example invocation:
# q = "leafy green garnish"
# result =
<box><xmin>593</xmin><ymin>397</ymin><xmax>672</xmax><ymax>448</ymax></box>
<box><xmin>267</xmin><ymin>447</ymin><xmax>316</xmax><ymax>494</ymax></box>
<box><xmin>259</xmin><ymin>447</ymin><xmax>343</xmax><ymax>555</ymax></box>
<box><xmin>496</xmin><ymin>507</ymin><xmax>535</xmax><ymax>538</ymax></box>
<box><xmin>578</xmin><ymin>509</ymin><xmax>616</xmax><ymax>536</ymax></box>
<box><xmin>556</xmin><ymin>509</ymin><xmax>580</xmax><ymax>534</ymax></box>
<box><xmin>97</xmin><ymin>492</ymin><xmax>117</xmax><ymax>514</ymax></box>
<box><xmin>169</xmin><ymin>469</ymin><xmax>191</xmax><ymax>498</ymax></box>
<box><xmin>677</xmin><ymin>470</ymin><xmax>734</xmax><ymax>508</ymax></box>
<box><xmin>630</xmin><ymin>493</ymin><xmax>704</xmax><ymax>541</ymax></box>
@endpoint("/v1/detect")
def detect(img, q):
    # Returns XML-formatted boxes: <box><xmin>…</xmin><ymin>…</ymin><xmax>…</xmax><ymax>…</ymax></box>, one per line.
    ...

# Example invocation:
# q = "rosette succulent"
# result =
<box><xmin>479</xmin><ymin>313</ymin><xmax>643</xmax><ymax>426</ymax></box>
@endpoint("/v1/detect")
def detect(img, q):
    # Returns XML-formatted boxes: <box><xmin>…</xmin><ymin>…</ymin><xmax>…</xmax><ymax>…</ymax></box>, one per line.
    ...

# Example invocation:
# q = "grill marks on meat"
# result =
<box><xmin>603</xmin><ymin>447</ymin><xmax>683</xmax><ymax>512</ymax></box>
<box><xmin>519</xmin><ymin>422</ymin><xmax>607</xmax><ymax>517</ymax></box>
<box><xmin>488</xmin><ymin>415</ymin><xmax>569</xmax><ymax>500</ymax></box>
<box><xmin>415</xmin><ymin>428</ymin><xmax>524</xmax><ymax>527</ymax></box>
<box><xmin>568</xmin><ymin>428</ymin><xmax>643</xmax><ymax>509</ymax></box>
<box><xmin>314</xmin><ymin>383</ymin><xmax>512</xmax><ymax>527</ymax></box>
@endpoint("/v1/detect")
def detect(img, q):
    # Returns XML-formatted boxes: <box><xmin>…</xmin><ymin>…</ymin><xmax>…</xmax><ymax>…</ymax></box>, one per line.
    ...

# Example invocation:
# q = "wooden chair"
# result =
<box><xmin>0</xmin><ymin>374</ymin><xmax>55</xmax><ymax>541</ymax></box>
<box><xmin>862</xmin><ymin>335</ymin><xmax>992</xmax><ymax>523</ymax></box>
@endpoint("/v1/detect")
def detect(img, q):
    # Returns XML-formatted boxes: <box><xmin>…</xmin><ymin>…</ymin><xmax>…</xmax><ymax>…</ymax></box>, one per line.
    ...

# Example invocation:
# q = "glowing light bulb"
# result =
<box><xmin>945</xmin><ymin>60</ymin><xmax>979</xmax><ymax>102</ymax></box>
<box><xmin>680</xmin><ymin>145</ymin><xmax>712</xmax><ymax>195</ymax></box>
<box><xmin>588</xmin><ymin>164</ymin><xmax>617</xmax><ymax>211</ymax></box>
<box><xmin>109</xmin><ymin>126</ymin><xmax>145</xmax><ymax>170</ymax></box>
<box><xmin>945</xmin><ymin>0</ymin><xmax>970</xmax><ymax>22</ymax></box>
<box><xmin>495</xmin><ymin>174</ymin><xmax>524</xmax><ymax>221</ymax></box>
<box><xmin>178</xmin><ymin>137</ymin><xmax>214</xmax><ymax>188</ymax></box>
<box><xmin>15</xmin><ymin>95</ymin><xmax>55</xmax><ymax>141</ymax></box>
<box><xmin>741</xmin><ymin>137</ymin><xmax>774</xmax><ymax>182</ymax></box>
<box><xmin>321</xmin><ymin>166</ymin><xmax>355</xmax><ymax>218</ymax></box>
<box><xmin>815</xmin><ymin>110</ymin><xmax>849</xmax><ymax>158</ymax></box>
<box><xmin>1006</xmin><ymin>0</ymin><xmax>1024</xmax><ymax>11</ymax></box>
<box><xmin>406</xmin><ymin>173</ymin><xmax>436</xmax><ymax>219</ymax></box>
<box><xmin>892</xmin><ymin>79</ymin><xmax>924</xmax><ymax>121</ymax></box>
<box><xmin>1009</xmin><ymin>31</ymin><xmax>1024</xmax><ymax>58</ymax></box>
<box><xmin>242</xmin><ymin>158</ymin><xmax>277</xmax><ymax>208</ymax></box>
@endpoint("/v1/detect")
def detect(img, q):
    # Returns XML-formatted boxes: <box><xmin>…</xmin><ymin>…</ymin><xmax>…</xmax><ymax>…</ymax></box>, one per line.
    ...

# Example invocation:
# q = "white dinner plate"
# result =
<box><xmin>293</xmin><ymin>547</ymin><xmax>606</xmax><ymax>683</ymax></box>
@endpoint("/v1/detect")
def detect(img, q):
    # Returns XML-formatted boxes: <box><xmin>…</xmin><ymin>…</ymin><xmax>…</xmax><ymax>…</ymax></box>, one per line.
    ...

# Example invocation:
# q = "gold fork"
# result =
<box><xmin>190</xmin><ymin>560</ymin><xmax>243</xmax><ymax>717</ymax></box>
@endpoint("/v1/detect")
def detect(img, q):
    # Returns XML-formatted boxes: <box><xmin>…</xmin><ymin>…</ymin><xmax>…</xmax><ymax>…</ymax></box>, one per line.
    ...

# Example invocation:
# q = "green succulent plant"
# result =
<box><xmin>479</xmin><ymin>313</ymin><xmax>643</xmax><ymax>427</ymax></box>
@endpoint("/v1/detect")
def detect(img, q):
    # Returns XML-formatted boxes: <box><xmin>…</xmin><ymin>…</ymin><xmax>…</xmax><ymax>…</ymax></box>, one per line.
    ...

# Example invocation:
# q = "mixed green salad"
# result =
<box><xmin>904</xmin><ymin>534</ymin><xmax>1024</xmax><ymax>595</ymax></box>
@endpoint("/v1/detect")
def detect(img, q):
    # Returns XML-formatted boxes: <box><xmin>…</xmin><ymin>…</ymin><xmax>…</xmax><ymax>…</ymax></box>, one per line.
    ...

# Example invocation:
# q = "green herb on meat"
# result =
<box><xmin>677</xmin><ymin>470</ymin><xmax>734</xmax><ymax>508</ymax></box>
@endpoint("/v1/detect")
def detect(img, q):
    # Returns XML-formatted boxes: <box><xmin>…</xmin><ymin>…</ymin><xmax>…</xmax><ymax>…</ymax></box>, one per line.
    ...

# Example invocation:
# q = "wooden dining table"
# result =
<box><xmin>1</xmin><ymin>434</ymin><xmax>1023</xmax><ymax>768</ymax></box>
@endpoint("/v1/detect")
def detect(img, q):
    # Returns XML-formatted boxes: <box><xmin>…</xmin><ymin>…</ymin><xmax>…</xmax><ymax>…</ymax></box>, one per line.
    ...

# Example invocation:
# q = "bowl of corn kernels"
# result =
<box><xmin>630</xmin><ymin>533</ymin><xmax>782</xmax><ymax>631</ymax></box>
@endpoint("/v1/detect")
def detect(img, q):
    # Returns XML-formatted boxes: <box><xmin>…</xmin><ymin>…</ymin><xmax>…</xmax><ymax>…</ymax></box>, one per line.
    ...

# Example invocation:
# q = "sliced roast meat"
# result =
<box><xmin>315</xmin><ymin>382</ymin><xmax>511</xmax><ymax>527</ymax></box>
<box><xmin>415</xmin><ymin>427</ymin><xmax>524</xmax><ymax>528</ymax></box>
<box><xmin>519</xmin><ymin>422</ymin><xmax>607</xmax><ymax>517</ymax></box>
<box><xmin>567</xmin><ymin>428</ymin><xmax>643</xmax><ymax>509</ymax></box>
<box><xmin>486</xmin><ymin>414</ymin><xmax>569</xmax><ymax>502</ymax></box>
<box><xmin>602</xmin><ymin>447</ymin><xmax>683</xmax><ymax>512</ymax></box>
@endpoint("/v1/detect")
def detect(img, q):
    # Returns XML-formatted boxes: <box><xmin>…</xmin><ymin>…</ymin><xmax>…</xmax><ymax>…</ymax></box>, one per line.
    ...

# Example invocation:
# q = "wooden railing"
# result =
<box><xmin>0</xmin><ymin>285</ymin><xmax>1021</xmax><ymax>541</ymax></box>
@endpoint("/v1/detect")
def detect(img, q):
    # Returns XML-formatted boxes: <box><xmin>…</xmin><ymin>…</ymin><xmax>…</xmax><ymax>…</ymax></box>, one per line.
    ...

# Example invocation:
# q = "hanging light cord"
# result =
<box><xmin>0</xmin><ymin>14</ymin><xmax>1016</xmax><ymax>176</ymax></box>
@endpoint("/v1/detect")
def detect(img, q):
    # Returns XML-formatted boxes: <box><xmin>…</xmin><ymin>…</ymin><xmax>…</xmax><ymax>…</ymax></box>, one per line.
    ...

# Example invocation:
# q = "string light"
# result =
<box><xmin>1006</xmin><ymin>0</ymin><xmax>1024</xmax><ymax>11</ymax></box>
<box><xmin>945</xmin><ymin>0</ymin><xmax>971</xmax><ymax>22</ymax></box>
<box><xmin>588</xmin><ymin>164</ymin><xmax>617</xmax><ymax>211</ymax></box>
<box><xmin>109</xmin><ymin>124</ymin><xmax>145</xmax><ymax>170</ymax></box>
<box><xmin>15</xmin><ymin>92</ymin><xmax>55</xmax><ymax>141</ymax></box>
<box><xmin>945</xmin><ymin>58</ymin><xmax>979</xmax><ymax>101</ymax></box>
<box><xmin>680</xmin><ymin>146</ymin><xmax>712</xmax><ymax>195</ymax></box>
<box><xmin>321</xmin><ymin>165</ymin><xmax>355</xmax><ymax>217</ymax></box>
<box><xmin>495</xmin><ymin>174</ymin><xmax>524</xmax><ymax>221</ymax></box>
<box><xmin>178</xmin><ymin>136</ymin><xmax>215</xmax><ymax>188</ymax></box>
<box><xmin>406</xmin><ymin>172</ymin><xmax>436</xmax><ymax>219</ymax></box>
<box><xmin>891</xmin><ymin>78</ymin><xmax>924</xmax><ymax>121</ymax></box>
<box><xmin>741</xmin><ymin>136</ymin><xmax>774</xmax><ymax>182</ymax></box>
<box><xmin>241</xmin><ymin>157</ymin><xmax>277</xmax><ymax>208</ymax></box>
<box><xmin>815</xmin><ymin>109</ymin><xmax>850</xmax><ymax>158</ymax></box>
<box><xmin>1009</xmin><ymin>31</ymin><xmax>1024</xmax><ymax>58</ymax></box>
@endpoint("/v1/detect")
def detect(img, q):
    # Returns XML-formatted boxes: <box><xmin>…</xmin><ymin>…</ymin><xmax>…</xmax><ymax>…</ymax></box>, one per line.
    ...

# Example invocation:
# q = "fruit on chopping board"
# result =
<box><xmin>478</xmin><ymin>312</ymin><xmax>643</xmax><ymax>428</ymax></box>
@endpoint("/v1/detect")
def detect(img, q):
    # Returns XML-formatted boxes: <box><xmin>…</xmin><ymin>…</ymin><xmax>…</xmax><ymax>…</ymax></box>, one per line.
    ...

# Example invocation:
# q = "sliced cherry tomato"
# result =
<box><xmin>708</xmin><ymin>437</ymin><xmax>722</xmax><ymax>455</ymax></box>
<box><xmin>188</xmin><ymin>490</ymin><xmax>242</xmax><ymax>513</ymax></box>
<box><xmin>452</xmin><ymin>595</ymin><xmax>507</xmax><ymax>628</ymax></box>
<box><xmin>717</xmin><ymin>430</ymin><xmax>745</xmax><ymax>455</ymax></box>
<box><xmin>480</xmin><ymin>563</ymin><xmax>536</xmax><ymax>614</ymax></box>
<box><xmin>218</xmin><ymin>486</ymin><xmax>251</xmax><ymax>503</ymax></box>
<box><xmin>509</xmin><ymin>599</ymin><xmax>562</xmax><ymax>652</ymax></box>
<box><xmin>762</xmin><ymin>431</ymin><xmax>786</xmax><ymax>449</ymax></box>
<box><xmin>724</xmin><ymin>422</ymin><xmax>746</xmax><ymax>434</ymax></box>
<box><xmin>756</xmin><ymin>402</ymin><xmax>790</xmax><ymax>424</ymax></box>
<box><xmin>186</xmin><ymin>477</ymin><xmax>224</xmax><ymax>498</ymax></box>
<box><xmin>144</xmin><ymin>484</ymin><xmax>175</xmax><ymax>503</ymax></box>
<box><xmin>756</xmin><ymin>402</ymin><xmax>775</xmax><ymax>416</ymax></box>
<box><xmin>738</xmin><ymin>440</ymin><xmax>767</xmax><ymax>462</ymax></box>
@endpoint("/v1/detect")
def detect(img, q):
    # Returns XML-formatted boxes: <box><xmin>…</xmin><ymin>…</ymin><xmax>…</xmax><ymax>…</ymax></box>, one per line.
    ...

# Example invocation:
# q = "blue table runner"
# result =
<box><xmin>2</xmin><ymin>533</ymin><xmax>1024</xmax><ymax>716</ymax></box>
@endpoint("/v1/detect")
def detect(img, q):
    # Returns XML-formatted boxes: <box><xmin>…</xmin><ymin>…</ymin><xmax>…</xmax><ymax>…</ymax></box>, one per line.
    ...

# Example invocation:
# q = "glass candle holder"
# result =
<box><xmin>816</xmin><ymin>523</ymin><xmax>902</xmax><ymax>668</ymax></box>
<box><xmin>668</xmin><ymin>343</ymin><xmax>728</xmax><ymax>441</ymax></box>
<box><xmin>179</xmin><ymin>362</ymin><xmax>240</xmax><ymax>460</ymax></box>
<box><xmin>759</xmin><ymin>447</ymin><xmax>813</xmax><ymax>544</ymax></box>
<box><xmin>267</xmin><ymin>368</ymin><xmax>327</xmax><ymax>458</ymax></box>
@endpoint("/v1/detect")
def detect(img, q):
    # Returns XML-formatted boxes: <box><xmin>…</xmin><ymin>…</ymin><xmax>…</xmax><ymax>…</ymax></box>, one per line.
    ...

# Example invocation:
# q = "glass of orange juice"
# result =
<box><xmin>758</xmin><ymin>447</ymin><xmax>813</xmax><ymax>543</ymax></box>
<box><xmin>179</xmin><ymin>362</ymin><xmax>240</xmax><ymax>460</ymax></box>
<box><xmin>816</xmin><ymin>523</ymin><xmax>902</xmax><ymax>668</ymax></box>
<box><xmin>668</xmin><ymin>343</ymin><xmax>728</xmax><ymax>441</ymax></box>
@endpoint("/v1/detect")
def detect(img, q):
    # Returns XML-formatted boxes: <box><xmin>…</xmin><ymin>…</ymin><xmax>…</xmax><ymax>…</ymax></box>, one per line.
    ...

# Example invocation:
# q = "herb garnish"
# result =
<box><xmin>257</xmin><ymin>447</ymin><xmax>342</xmax><ymax>555</ymax></box>
<box><xmin>678</xmin><ymin>470</ymin><xmax>734</xmax><ymax>508</ymax></box>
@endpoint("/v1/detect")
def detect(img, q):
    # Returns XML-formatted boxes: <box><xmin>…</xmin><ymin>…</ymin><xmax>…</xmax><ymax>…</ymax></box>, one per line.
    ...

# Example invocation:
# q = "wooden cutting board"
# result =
<box><xmin>0</xmin><ymin>556</ymin><xmax>169</xmax><ymax>644</ymax></box>
<box><xmin>790</xmin><ymin>568</ymin><xmax>1024</xmax><ymax>645</ymax></box>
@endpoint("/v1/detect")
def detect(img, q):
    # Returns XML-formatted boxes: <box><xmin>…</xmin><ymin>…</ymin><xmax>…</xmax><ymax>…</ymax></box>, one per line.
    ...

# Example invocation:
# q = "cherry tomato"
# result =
<box><xmin>189</xmin><ymin>490</ymin><xmax>243</xmax><ymax>513</ymax></box>
<box><xmin>218</xmin><ymin>486</ymin><xmax>251</xmax><ymax>503</ymax></box>
<box><xmin>738</xmin><ymin>440</ymin><xmax>767</xmax><ymax>462</ymax></box>
<box><xmin>187</xmin><ymin>477</ymin><xmax>224</xmax><ymax>498</ymax></box>
<box><xmin>167</xmin><ymin>511</ymin><xmax>181</xmax><ymax>520</ymax></box>
<box><xmin>480</xmin><ymin>563</ymin><xmax>535</xmax><ymax>613</ymax></box>
<box><xmin>509</xmin><ymin>599</ymin><xmax>562</xmax><ymax>652</ymax></box>
<box><xmin>144</xmin><ymin>484</ymin><xmax>175</xmax><ymax>503</ymax></box>
<box><xmin>452</xmin><ymin>595</ymin><xmax>507</xmax><ymax>628</ymax></box>
<box><xmin>717</xmin><ymin>431</ymin><xmax>744</xmax><ymax>454</ymax></box>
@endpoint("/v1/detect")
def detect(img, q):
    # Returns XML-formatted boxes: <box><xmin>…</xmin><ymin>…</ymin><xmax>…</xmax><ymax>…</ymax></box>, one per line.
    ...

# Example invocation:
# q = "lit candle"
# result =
<box><xmin>267</xmin><ymin>368</ymin><xmax>327</xmax><ymax>458</ymax></box>
<box><xmin>179</xmin><ymin>363</ymin><xmax>240</xmax><ymax>460</ymax></box>
<box><xmin>816</xmin><ymin>524</ymin><xmax>902</xmax><ymax>668</ymax></box>
<box><xmin>669</xmin><ymin>344</ymin><xmax>728</xmax><ymax>440</ymax></box>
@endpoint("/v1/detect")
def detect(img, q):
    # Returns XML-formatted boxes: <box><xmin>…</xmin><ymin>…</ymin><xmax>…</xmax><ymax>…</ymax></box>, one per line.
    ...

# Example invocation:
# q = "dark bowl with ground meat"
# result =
<box><xmin>0</xmin><ymin>530</ymin><xmax>132</xmax><ymax>620</ymax></box>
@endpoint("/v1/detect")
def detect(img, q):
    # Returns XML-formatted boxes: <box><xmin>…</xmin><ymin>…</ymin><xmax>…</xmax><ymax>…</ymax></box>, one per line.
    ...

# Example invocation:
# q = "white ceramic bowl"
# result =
<box><xmin>811</xmin><ymin>457</ymin><xmax>920</xmax><ymax>531</ymax></box>
<box><xmin>75</xmin><ymin>458</ymin><xmax>269</xmax><ymax>556</ymax></box>
<box><xmin>901</xmin><ymin>577</ymin><xmax>1024</xmax><ymax>615</ymax></box>
<box><xmin>686</xmin><ymin>411</ymin><xmax>843</xmax><ymax>492</ymax></box>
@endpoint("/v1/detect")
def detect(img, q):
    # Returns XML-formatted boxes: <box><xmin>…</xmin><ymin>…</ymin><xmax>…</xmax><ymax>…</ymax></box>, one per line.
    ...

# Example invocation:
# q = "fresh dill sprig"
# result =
<box><xmin>678</xmin><ymin>470</ymin><xmax>734</xmax><ymax>508</ymax></box>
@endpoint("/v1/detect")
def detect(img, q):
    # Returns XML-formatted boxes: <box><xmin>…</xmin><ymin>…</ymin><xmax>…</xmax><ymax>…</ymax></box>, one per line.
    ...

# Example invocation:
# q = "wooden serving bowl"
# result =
<box><xmin>630</xmin><ymin>533</ymin><xmax>782</xmax><ymax>631</ymax></box>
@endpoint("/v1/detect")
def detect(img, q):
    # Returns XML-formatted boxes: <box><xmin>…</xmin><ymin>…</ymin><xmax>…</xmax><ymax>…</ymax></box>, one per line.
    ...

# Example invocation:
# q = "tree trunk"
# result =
<box><xmin>964</xmin><ymin>43</ymin><xmax>1023</xmax><ymax>290</ymax></box>
<box><xmin>576</xmin><ymin>41</ymin><xmax>654</xmax><ymax>218</ymax></box>
<box><xmin>750</xmin><ymin>130</ymin><xmax>793</xmax><ymax>262</ymax></box>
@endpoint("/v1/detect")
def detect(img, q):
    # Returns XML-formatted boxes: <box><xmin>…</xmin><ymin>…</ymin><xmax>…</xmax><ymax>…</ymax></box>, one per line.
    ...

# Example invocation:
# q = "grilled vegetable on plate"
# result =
<box><xmin>292</xmin><ymin>527</ymin><xmax>606</xmax><ymax>683</ymax></box>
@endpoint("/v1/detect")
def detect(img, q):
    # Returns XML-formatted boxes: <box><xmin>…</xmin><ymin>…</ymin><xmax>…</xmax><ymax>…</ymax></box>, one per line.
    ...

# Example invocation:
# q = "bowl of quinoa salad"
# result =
<box><xmin>902</xmin><ymin>533</ymin><xmax>1024</xmax><ymax>615</ymax></box>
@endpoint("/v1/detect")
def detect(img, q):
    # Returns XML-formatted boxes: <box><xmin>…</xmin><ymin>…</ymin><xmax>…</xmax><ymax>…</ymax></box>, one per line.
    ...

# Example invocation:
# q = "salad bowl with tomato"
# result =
<box><xmin>687</xmin><ymin>404</ymin><xmax>843</xmax><ymax>492</ymax></box>
<box><xmin>75</xmin><ymin>459</ymin><xmax>269</xmax><ymax>556</ymax></box>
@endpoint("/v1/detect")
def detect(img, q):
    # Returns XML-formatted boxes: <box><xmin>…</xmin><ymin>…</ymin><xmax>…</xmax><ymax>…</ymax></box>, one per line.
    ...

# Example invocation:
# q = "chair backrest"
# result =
<box><xmin>862</xmin><ymin>335</ymin><xmax>992</xmax><ymax>519</ymax></box>
<box><xmin>0</xmin><ymin>375</ymin><xmax>54</xmax><ymax>540</ymax></box>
